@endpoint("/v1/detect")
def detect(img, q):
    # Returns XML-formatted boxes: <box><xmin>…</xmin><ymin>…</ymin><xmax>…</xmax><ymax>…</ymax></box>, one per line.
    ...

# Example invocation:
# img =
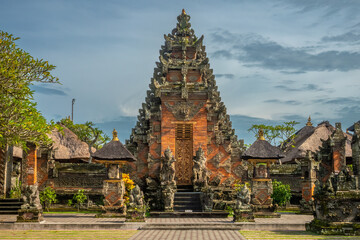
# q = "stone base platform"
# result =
<box><xmin>306</xmin><ymin>219</ymin><xmax>360</xmax><ymax>236</ymax></box>
<box><xmin>150</xmin><ymin>211</ymin><xmax>228</xmax><ymax>218</ymax></box>
<box><xmin>0</xmin><ymin>213</ymin><xmax>313</xmax><ymax>231</ymax></box>
<box><xmin>254</xmin><ymin>212</ymin><xmax>281</xmax><ymax>218</ymax></box>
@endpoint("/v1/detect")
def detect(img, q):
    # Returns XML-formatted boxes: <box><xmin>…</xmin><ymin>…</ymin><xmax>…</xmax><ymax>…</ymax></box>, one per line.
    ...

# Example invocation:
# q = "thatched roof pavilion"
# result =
<box><xmin>242</xmin><ymin>130</ymin><xmax>284</xmax><ymax>161</ymax></box>
<box><xmin>92</xmin><ymin>129</ymin><xmax>136</xmax><ymax>163</ymax></box>
<box><xmin>48</xmin><ymin>126</ymin><xmax>94</xmax><ymax>161</ymax></box>
<box><xmin>12</xmin><ymin>125</ymin><xmax>94</xmax><ymax>162</ymax></box>
<box><xmin>281</xmin><ymin>119</ymin><xmax>352</xmax><ymax>164</ymax></box>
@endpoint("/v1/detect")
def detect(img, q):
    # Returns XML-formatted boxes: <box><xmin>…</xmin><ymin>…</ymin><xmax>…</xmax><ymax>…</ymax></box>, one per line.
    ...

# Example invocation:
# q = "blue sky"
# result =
<box><xmin>1</xmin><ymin>0</ymin><xmax>360</xmax><ymax>144</ymax></box>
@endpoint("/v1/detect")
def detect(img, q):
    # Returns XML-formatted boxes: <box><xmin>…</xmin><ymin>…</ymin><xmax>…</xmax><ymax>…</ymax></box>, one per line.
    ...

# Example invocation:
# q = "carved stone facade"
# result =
<box><xmin>316</xmin><ymin>123</ymin><xmax>347</xmax><ymax>182</ymax></box>
<box><xmin>307</xmin><ymin>122</ymin><xmax>360</xmax><ymax>235</ymax></box>
<box><xmin>125</xmin><ymin>10</ymin><xmax>245</xmax><ymax>209</ymax></box>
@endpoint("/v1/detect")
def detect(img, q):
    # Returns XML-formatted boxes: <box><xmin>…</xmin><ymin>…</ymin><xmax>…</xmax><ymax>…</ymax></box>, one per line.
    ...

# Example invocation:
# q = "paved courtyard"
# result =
<box><xmin>0</xmin><ymin>213</ymin><xmax>315</xmax><ymax>239</ymax></box>
<box><xmin>129</xmin><ymin>230</ymin><xmax>246</xmax><ymax>240</ymax></box>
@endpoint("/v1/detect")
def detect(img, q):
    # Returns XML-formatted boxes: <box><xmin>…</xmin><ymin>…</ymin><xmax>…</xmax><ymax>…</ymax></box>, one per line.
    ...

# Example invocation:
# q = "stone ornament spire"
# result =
<box><xmin>258</xmin><ymin>129</ymin><xmax>265</xmax><ymax>141</ymax></box>
<box><xmin>112</xmin><ymin>129</ymin><xmax>119</xmax><ymax>141</ymax></box>
<box><xmin>306</xmin><ymin>116</ymin><xmax>312</xmax><ymax>126</ymax></box>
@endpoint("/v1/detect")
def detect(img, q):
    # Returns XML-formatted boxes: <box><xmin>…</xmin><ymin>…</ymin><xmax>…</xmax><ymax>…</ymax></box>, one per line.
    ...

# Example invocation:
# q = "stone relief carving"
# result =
<box><xmin>164</xmin><ymin>101</ymin><xmax>202</xmax><ymax>121</ymax></box>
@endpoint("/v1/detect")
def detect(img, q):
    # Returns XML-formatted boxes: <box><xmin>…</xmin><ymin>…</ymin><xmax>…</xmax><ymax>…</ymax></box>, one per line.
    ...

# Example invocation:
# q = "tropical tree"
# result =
<box><xmin>271</xmin><ymin>180</ymin><xmax>292</xmax><ymax>206</ymax></box>
<box><xmin>0</xmin><ymin>31</ymin><xmax>59</xmax><ymax>149</ymax></box>
<box><xmin>248</xmin><ymin>121</ymin><xmax>299</xmax><ymax>148</ymax></box>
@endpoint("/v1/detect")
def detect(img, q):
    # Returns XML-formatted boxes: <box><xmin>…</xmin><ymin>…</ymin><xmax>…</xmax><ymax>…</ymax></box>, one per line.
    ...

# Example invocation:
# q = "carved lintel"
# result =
<box><xmin>164</xmin><ymin>101</ymin><xmax>202</xmax><ymax>121</ymax></box>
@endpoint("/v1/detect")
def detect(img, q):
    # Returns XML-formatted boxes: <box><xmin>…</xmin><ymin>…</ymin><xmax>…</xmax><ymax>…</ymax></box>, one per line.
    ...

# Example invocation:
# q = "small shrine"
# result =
<box><xmin>242</xmin><ymin>129</ymin><xmax>284</xmax><ymax>217</ymax></box>
<box><xmin>92</xmin><ymin>129</ymin><xmax>136</xmax><ymax>217</ymax></box>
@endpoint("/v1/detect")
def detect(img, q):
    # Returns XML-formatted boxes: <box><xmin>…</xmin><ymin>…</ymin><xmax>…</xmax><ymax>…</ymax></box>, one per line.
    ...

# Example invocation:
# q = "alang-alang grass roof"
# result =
<box><xmin>92</xmin><ymin>129</ymin><xmax>136</xmax><ymax>161</ymax></box>
<box><xmin>242</xmin><ymin>130</ymin><xmax>284</xmax><ymax>160</ymax></box>
<box><xmin>280</xmin><ymin>119</ymin><xmax>352</xmax><ymax>164</ymax></box>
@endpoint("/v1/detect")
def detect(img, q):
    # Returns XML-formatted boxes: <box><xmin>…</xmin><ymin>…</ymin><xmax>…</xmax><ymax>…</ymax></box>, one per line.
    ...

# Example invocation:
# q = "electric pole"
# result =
<box><xmin>71</xmin><ymin>98</ymin><xmax>75</xmax><ymax>121</ymax></box>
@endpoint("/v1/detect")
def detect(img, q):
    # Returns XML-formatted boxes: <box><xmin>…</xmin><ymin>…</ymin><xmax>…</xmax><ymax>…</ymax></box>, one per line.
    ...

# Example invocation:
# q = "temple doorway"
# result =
<box><xmin>175</xmin><ymin>123</ymin><xmax>193</xmax><ymax>185</ymax></box>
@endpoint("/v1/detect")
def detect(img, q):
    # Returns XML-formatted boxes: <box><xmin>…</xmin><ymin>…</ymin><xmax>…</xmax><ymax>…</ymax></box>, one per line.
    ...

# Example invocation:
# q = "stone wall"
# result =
<box><xmin>0</xmin><ymin>148</ymin><xmax>5</xmax><ymax>197</ymax></box>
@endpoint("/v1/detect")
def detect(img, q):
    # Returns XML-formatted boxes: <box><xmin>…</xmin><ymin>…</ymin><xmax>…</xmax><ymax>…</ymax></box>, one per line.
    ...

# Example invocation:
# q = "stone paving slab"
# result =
<box><xmin>129</xmin><ymin>230</ymin><xmax>246</xmax><ymax>240</ymax></box>
<box><xmin>0</xmin><ymin>213</ymin><xmax>313</xmax><ymax>231</ymax></box>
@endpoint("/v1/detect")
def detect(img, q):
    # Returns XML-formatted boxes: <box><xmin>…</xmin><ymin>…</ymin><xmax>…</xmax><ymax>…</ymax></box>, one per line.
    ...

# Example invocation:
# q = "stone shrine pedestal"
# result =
<box><xmin>98</xmin><ymin>179</ymin><xmax>126</xmax><ymax>217</ymax></box>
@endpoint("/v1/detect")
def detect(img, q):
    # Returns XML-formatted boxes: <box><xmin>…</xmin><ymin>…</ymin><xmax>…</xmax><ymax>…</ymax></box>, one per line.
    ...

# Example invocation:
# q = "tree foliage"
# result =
<box><xmin>59</xmin><ymin>118</ymin><xmax>110</xmax><ymax>151</ymax></box>
<box><xmin>72</xmin><ymin>189</ymin><xmax>87</xmax><ymax>211</ymax></box>
<box><xmin>40</xmin><ymin>186</ymin><xmax>57</xmax><ymax>212</ymax></box>
<box><xmin>248</xmin><ymin>121</ymin><xmax>299</xmax><ymax>147</ymax></box>
<box><xmin>0</xmin><ymin>31</ymin><xmax>59</xmax><ymax>148</ymax></box>
<box><xmin>271</xmin><ymin>180</ymin><xmax>292</xmax><ymax>206</ymax></box>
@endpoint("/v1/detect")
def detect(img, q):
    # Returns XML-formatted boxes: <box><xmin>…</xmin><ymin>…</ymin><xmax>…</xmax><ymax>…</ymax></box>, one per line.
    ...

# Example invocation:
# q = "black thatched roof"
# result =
<box><xmin>242</xmin><ymin>139</ymin><xmax>284</xmax><ymax>160</ymax></box>
<box><xmin>280</xmin><ymin>125</ymin><xmax>315</xmax><ymax>163</ymax></box>
<box><xmin>92</xmin><ymin>129</ymin><xmax>136</xmax><ymax>161</ymax></box>
<box><xmin>280</xmin><ymin>121</ymin><xmax>352</xmax><ymax>164</ymax></box>
<box><xmin>92</xmin><ymin>140</ymin><xmax>136</xmax><ymax>161</ymax></box>
<box><xmin>347</xmin><ymin>121</ymin><xmax>360</xmax><ymax>132</ymax></box>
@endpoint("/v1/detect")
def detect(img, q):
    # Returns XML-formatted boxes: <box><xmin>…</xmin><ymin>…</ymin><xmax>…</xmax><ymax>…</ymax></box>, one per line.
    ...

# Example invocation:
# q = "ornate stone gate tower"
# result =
<box><xmin>126</xmin><ymin>10</ymin><xmax>245</xmax><ymax>204</ymax></box>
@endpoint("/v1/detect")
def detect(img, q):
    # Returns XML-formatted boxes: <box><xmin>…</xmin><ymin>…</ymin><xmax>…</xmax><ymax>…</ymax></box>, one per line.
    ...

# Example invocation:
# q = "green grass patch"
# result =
<box><xmin>276</xmin><ymin>210</ymin><xmax>301</xmax><ymax>214</ymax></box>
<box><xmin>43</xmin><ymin>210</ymin><xmax>101</xmax><ymax>214</ymax></box>
<box><xmin>0</xmin><ymin>230</ymin><xmax>137</xmax><ymax>239</ymax></box>
<box><xmin>240</xmin><ymin>230</ymin><xmax>360</xmax><ymax>239</ymax></box>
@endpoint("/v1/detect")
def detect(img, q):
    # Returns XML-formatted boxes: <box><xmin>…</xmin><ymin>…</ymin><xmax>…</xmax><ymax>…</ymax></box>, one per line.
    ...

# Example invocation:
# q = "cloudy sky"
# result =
<box><xmin>1</xmin><ymin>0</ymin><xmax>359</xmax><ymax>143</ymax></box>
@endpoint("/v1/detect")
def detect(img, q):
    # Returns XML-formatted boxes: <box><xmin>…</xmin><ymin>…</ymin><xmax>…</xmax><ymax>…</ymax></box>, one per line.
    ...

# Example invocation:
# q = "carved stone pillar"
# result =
<box><xmin>300</xmin><ymin>151</ymin><xmax>318</xmax><ymax>213</ymax></box>
<box><xmin>331</xmin><ymin>123</ymin><xmax>346</xmax><ymax>174</ymax></box>
<box><xmin>17</xmin><ymin>143</ymin><xmax>43</xmax><ymax>222</ymax></box>
<box><xmin>352</xmin><ymin>123</ymin><xmax>360</xmax><ymax>184</ymax></box>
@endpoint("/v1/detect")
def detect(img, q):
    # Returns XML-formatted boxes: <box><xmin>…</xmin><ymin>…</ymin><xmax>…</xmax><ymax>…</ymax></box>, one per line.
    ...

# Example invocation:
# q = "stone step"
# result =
<box><xmin>0</xmin><ymin>202</ymin><xmax>23</xmax><ymax>206</ymax></box>
<box><xmin>0</xmin><ymin>198</ymin><xmax>23</xmax><ymax>215</ymax></box>
<box><xmin>149</xmin><ymin>211</ymin><xmax>229</xmax><ymax>218</ymax></box>
<box><xmin>175</xmin><ymin>192</ymin><xmax>201</xmax><ymax>195</ymax></box>
<box><xmin>0</xmin><ymin>198</ymin><xmax>22</xmax><ymax>202</ymax></box>
<box><xmin>174</xmin><ymin>200</ymin><xmax>201</xmax><ymax>205</ymax></box>
<box><xmin>0</xmin><ymin>205</ymin><xmax>22</xmax><ymax>209</ymax></box>
<box><xmin>176</xmin><ymin>185</ymin><xmax>193</xmax><ymax>192</ymax></box>
<box><xmin>0</xmin><ymin>210</ymin><xmax>19</xmax><ymax>215</ymax></box>
<box><xmin>141</xmin><ymin>224</ymin><xmax>241</xmax><ymax>230</ymax></box>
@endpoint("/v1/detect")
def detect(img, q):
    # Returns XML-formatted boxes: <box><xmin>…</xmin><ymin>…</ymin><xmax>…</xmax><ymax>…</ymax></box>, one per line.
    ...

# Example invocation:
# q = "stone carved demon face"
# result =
<box><xmin>179</xmin><ymin>105</ymin><xmax>190</xmax><ymax>119</ymax></box>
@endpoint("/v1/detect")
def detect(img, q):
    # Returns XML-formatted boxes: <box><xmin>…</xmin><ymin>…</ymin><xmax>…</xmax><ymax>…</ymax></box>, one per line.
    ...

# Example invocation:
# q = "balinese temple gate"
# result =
<box><xmin>126</xmin><ymin>10</ymin><xmax>246</xmax><ymax>211</ymax></box>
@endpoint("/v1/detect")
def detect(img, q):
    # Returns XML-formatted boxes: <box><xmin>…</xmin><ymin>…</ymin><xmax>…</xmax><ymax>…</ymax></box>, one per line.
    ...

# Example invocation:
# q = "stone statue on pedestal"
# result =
<box><xmin>17</xmin><ymin>185</ymin><xmax>43</xmax><ymax>222</ymax></box>
<box><xmin>193</xmin><ymin>146</ymin><xmax>209</xmax><ymax>191</ymax></box>
<box><xmin>160</xmin><ymin>147</ymin><xmax>176</xmax><ymax>211</ymax></box>
<box><xmin>160</xmin><ymin>147</ymin><xmax>176</xmax><ymax>185</ymax></box>
<box><xmin>233</xmin><ymin>184</ymin><xmax>254</xmax><ymax>222</ymax></box>
<box><xmin>126</xmin><ymin>184</ymin><xmax>146</xmax><ymax>222</ymax></box>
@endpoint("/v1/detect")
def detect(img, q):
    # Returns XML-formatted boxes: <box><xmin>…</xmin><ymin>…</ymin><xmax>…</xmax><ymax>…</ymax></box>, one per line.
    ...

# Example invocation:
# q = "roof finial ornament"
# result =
<box><xmin>182</xmin><ymin>9</ymin><xmax>186</xmax><ymax>15</ymax></box>
<box><xmin>306</xmin><ymin>116</ymin><xmax>312</xmax><ymax>126</ymax></box>
<box><xmin>258</xmin><ymin>129</ymin><xmax>265</xmax><ymax>141</ymax></box>
<box><xmin>112</xmin><ymin>129</ymin><xmax>119</xmax><ymax>141</ymax></box>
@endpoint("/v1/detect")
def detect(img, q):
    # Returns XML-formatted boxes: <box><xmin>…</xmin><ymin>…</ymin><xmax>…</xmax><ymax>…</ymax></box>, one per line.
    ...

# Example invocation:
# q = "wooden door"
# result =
<box><xmin>175</xmin><ymin>123</ymin><xmax>193</xmax><ymax>185</ymax></box>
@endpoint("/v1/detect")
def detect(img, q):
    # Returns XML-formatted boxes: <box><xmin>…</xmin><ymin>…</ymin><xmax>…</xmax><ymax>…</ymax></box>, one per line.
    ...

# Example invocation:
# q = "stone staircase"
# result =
<box><xmin>0</xmin><ymin>198</ymin><xmax>23</xmax><ymax>215</ymax></box>
<box><xmin>174</xmin><ymin>185</ymin><xmax>202</xmax><ymax>212</ymax></box>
